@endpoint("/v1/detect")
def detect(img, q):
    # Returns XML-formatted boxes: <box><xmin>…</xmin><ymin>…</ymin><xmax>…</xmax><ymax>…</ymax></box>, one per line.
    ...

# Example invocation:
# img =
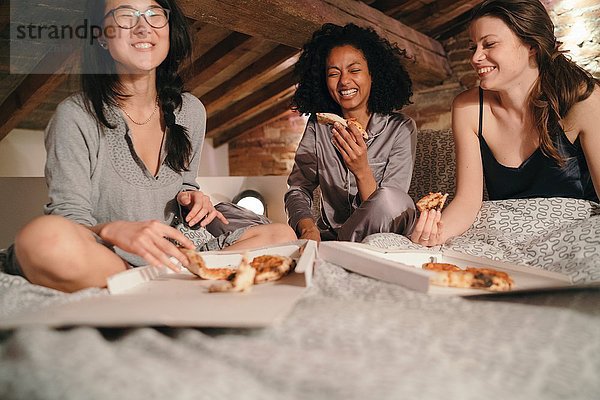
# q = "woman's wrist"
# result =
<box><xmin>94</xmin><ymin>222</ymin><xmax>110</xmax><ymax>241</ymax></box>
<box><xmin>297</xmin><ymin>218</ymin><xmax>317</xmax><ymax>235</ymax></box>
<box><xmin>352</xmin><ymin>165</ymin><xmax>374</xmax><ymax>182</ymax></box>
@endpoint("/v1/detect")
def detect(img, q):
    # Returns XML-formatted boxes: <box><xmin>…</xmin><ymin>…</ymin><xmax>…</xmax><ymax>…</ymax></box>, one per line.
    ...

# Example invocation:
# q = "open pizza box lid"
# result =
<box><xmin>0</xmin><ymin>240</ymin><xmax>317</xmax><ymax>329</ymax></box>
<box><xmin>318</xmin><ymin>242</ymin><xmax>598</xmax><ymax>296</ymax></box>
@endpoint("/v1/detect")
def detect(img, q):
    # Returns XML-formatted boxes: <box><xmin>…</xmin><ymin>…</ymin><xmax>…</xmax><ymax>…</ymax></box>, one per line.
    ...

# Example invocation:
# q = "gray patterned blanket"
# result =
<box><xmin>365</xmin><ymin>197</ymin><xmax>600</xmax><ymax>284</ymax></box>
<box><xmin>1</xmin><ymin>198</ymin><xmax>599</xmax><ymax>400</ymax></box>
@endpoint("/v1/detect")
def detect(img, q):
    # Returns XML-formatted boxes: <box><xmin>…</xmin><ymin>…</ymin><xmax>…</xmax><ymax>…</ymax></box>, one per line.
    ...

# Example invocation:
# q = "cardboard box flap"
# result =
<box><xmin>318</xmin><ymin>241</ymin><xmax>581</xmax><ymax>296</ymax></box>
<box><xmin>0</xmin><ymin>240</ymin><xmax>315</xmax><ymax>329</ymax></box>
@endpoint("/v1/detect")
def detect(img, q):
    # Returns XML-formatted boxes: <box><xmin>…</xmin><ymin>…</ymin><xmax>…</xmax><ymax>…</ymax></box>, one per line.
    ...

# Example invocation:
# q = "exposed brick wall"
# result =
<box><xmin>228</xmin><ymin>0</ymin><xmax>600</xmax><ymax>176</ymax></box>
<box><xmin>546</xmin><ymin>0</ymin><xmax>600</xmax><ymax>78</ymax></box>
<box><xmin>404</xmin><ymin>30</ymin><xmax>473</xmax><ymax>131</ymax></box>
<box><xmin>229</xmin><ymin>111</ymin><xmax>306</xmax><ymax>176</ymax></box>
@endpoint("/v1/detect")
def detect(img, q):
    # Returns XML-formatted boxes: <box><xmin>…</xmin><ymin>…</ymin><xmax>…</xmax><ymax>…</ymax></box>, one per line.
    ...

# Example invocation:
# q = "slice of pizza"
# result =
<box><xmin>316</xmin><ymin>112</ymin><xmax>347</xmax><ymax>127</ymax></box>
<box><xmin>250</xmin><ymin>255</ymin><xmax>294</xmax><ymax>284</ymax></box>
<box><xmin>316</xmin><ymin>112</ymin><xmax>369</xmax><ymax>139</ymax></box>
<box><xmin>416</xmin><ymin>192</ymin><xmax>449</xmax><ymax>212</ymax></box>
<box><xmin>183</xmin><ymin>250</ymin><xmax>296</xmax><ymax>293</ymax></box>
<box><xmin>209</xmin><ymin>255</ymin><xmax>256</xmax><ymax>293</ymax></box>
<box><xmin>423</xmin><ymin>262</ymin><xmax>513</xmax><ymax>291</ymax></box>
<box><xmin>181</xmin><ymin>249</ymin><xmax>236</xmax><ymax>280</ymax></box>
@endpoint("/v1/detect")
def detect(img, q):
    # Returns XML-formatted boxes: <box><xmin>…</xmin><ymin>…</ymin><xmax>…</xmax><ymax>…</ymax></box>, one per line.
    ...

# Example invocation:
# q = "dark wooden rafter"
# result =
<box><xmin>186</xmin><ymin>21</ymin><xmax>232</xmax><ymax>64</ymax></box>
<box><xmin>371</xmin><ymin>0</ymin><xmax>422</xmax><ymax>15</ymax></box>
<box><xmin>428</xmin><ymin>8</ymin><xmax>474</xmax><ymax>41</ymax></box>
<box><xmin>0</xmin><ymin>50</ymin><xmax>76</xmax><ymax>141</ymax></box>
<box><xmin>375</xmin><ymin>0</ymin><xmax>480</xmax><ymax>39</ymax></box>
<box><xmin>0</xmin><ymin>3</ymin><xmax>9</xmax><ymax>34</ymax></box>
<box><xmin>200</xmin><ymin>45</ymin><xmax>299</xmax><ymax>115</ymax></box>
<box><xmin>178</xmin><ymin>0</ymin><xmax>452</xmax><ymax>86</ymax></box>
<box><xmin>213</xmin><ymin>95</ymin><xmax>295</xmax><ymax>147</ymax></box>
<box><xmin>207</xmin><ymin>69</ymin><xmax>296</xmax><ymax>134</ymax></box>
<box><xmin>181</xmin><ymin>31</ymin><xmax>256</xmax><ymax>94</ymax></box>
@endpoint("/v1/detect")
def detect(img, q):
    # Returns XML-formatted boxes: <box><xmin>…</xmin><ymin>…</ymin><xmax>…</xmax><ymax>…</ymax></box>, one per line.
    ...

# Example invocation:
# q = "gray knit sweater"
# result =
<box><xmin>43</xmin><ymin>93</ymin><xmax>205</xmax><ymax>263</ymax></box>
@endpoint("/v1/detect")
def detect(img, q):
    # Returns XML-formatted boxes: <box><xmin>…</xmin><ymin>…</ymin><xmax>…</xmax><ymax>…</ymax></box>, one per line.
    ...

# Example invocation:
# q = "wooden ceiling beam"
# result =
<box><xmin>385</xmin><ymin>0</ymin><xmax>480</xmax><ymax>38</ymax></box>
<box><xmin>207</xmin><ymin>70</ymin><xmax>296</xmax><ymax>134</ymax></box>
<box><xmin>179</xmin><ymin>0</ymin><xmax>452</xmax><ymax>86</ymax></box>
<box><xmin>212</xmin><ymin>94</ymin><xmax>294</xmax><ymax>147</ymax></box>
<box><xmin>374</xmin><ymin>0</ymin><xmax>423</xmax><ymax>15</ymax></box>
<box><xmin>181</xmin><ymin>31</ymin><xmax>257</xmax><ymax>93</ymax></box>
<box><xmin>201</xmin><ymin>45</ymin><xmax>299</xmax><ymax>115</ymax></box>
<box><xmin>0</xmin><ymin>51</ymin><xmax>76</xmax><ymax>141</ymax></box>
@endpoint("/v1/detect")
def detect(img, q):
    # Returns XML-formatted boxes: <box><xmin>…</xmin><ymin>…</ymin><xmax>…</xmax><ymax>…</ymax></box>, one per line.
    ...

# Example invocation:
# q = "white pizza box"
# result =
<box><xmin>317</xmin><ymin>241</ymin><xmax>595</xmax><ymax>296</ymax></box>
<box><xmin>0</xmin><ymin>240</ymin><xmax>317</xmax><ymax>329</ymax></box>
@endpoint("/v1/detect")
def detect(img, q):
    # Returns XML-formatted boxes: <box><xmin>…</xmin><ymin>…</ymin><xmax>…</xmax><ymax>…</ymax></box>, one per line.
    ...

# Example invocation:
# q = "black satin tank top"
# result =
<box><xmin>478</xmin><ymin>88</ymin><xmax>598</xmax><ymax>202</ymax></box>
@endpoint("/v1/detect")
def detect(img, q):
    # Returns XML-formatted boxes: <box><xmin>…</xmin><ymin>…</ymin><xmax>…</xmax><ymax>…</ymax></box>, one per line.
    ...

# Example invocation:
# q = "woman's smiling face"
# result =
<box><xmin>325</xmin><ymin>45</ymin><xmax>372</xmax><ymax>116</ymax></box>
<box><xmin>469</xmin><ymin>16</ymin><xmax>536</xmax><ymax>91</ymax></box>
<box><xmin>103</xmin><ymin>0</ymin><xmax>170</xmax><ymax>75</ymax></box>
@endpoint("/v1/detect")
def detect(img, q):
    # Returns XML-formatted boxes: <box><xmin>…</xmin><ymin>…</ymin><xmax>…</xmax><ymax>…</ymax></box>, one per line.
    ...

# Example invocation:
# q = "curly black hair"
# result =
<box><xmin>291</xmin><ymin>23</ymin><xmax>413</xmax><ymax>115</ymax></box>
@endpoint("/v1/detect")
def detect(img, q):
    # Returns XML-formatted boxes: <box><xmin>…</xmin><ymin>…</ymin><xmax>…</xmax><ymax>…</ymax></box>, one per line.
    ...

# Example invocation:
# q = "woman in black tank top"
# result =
<box><xmin>410</xmin><ymin>0</ymin><xmax>600</xmax><ymax>247</ymax></box>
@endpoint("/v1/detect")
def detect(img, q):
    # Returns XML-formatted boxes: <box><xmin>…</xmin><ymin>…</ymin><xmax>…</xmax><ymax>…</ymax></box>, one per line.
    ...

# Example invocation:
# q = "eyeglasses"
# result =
<box><xmin>104</xmin><ymin>6</ymin><xmax>170</xmax><ymax>29</ymax></box>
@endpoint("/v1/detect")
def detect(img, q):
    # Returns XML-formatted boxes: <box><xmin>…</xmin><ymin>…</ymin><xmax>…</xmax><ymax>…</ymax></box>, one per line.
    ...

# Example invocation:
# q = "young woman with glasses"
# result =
<box><xmin>5</xmin><ymin>0</ymin><xmax>295</xmax><ymax>292</ymax></box>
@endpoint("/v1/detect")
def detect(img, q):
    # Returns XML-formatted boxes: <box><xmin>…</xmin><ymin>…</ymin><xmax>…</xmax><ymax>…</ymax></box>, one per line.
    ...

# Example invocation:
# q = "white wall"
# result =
<box><xmin>0</xmin><ymin>129</ymin><xmax>46</xmax><ymax>177</ymax></box>
<box><xmin>198</xmin><ymin>138</ymin><xmax>229</xmax><ymax>177</ymax></box>
<box><xmin>0</xmin><ymin>130</ymin><xmax>229</xmax><ymax>177</ymax></box>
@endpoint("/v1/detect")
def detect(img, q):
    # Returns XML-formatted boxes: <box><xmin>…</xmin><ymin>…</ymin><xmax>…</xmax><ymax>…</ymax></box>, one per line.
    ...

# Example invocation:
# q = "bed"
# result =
<box><xmin>1</xmin><ymin>130</ymin><xmax>599</xmax><ymax>399</ymax></box>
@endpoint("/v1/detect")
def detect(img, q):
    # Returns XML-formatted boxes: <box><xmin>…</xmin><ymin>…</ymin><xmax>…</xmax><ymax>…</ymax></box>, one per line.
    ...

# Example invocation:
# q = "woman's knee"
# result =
<box><xmin>270</xmin><ymin>223</ymin><xmax>297</xmax><ymax>242</ymax></box>
<box><xmin>247</xmin><ymin>223</ymin><xmax>297</xmax><ymax>243</ymax></box>
<box><xmin>15</xmin><ymin>215</ymin><xmax>94</xmax><ymax>282</ymax></box>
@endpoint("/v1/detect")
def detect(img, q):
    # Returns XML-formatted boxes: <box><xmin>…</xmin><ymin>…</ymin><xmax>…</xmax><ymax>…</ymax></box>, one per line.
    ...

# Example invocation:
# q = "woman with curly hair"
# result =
<box><xmin>4</xmin><ymin>0</ymin><xmax>295</xmax><ymax>292</ymax></box>
<box><xmin>285</xmin><ymin>23</ymin><xmax>417</xmax><ymax>242</ymax></box>
<box><xmin>411</xmin><ymin>0</ymin><xmax>600</xmax><ymax>246</ymax></box>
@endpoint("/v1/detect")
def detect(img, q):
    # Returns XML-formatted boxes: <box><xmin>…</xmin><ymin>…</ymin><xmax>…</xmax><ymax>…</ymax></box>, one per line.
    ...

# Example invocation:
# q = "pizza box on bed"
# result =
<box><xmin>0</xmin><ymin>240</ymin><xmax>317</xmax><ymax>329</ymax></box>
<box><xmin>317</xmin><ymin>241</ymin><xmax>596</xmax><ymax>296</ymax></box>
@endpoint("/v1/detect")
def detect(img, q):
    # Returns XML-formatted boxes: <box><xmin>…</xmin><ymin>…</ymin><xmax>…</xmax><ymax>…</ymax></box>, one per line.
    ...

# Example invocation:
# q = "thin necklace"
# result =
<box><xmin>120</xmin><ymin>96</ymin><xmax>159</xmax><ymax>125</ymax></box>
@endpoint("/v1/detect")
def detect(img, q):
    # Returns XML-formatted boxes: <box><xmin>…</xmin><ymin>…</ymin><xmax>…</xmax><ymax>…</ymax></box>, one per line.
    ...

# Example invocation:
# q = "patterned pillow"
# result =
<box><xmin>408</xmin><ymin>129</ymin><xmax>456</xmax><ymax>202</ymax></box>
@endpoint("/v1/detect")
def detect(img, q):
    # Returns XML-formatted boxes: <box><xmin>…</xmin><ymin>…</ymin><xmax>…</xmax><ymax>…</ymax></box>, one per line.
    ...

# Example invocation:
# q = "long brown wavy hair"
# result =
<box><xmin>471</xmin><ymin>0</ymin><xmax>599</xmax><ymax>165</ymax></box>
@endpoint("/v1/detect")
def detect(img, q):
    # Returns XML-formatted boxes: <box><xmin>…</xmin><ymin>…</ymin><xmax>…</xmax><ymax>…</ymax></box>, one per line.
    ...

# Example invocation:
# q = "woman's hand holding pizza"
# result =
<box><xmin>177</xmin><ymin>190</ymin><xmax>229</xmax><ymax>228</ymax></box>
<box><xmin>410</xmin><ymin>192</ymin><xmax>449</xmax><ymax>246</ymax></box>
<box><xmin>410</xmin><ymin>209</ymin><xmax>444</xmax><ymax>246</ymax></box>
<box><xmin>332</xmin><ymin>121</ymin><xmax>370</xmax><ymax>177</ymax></box>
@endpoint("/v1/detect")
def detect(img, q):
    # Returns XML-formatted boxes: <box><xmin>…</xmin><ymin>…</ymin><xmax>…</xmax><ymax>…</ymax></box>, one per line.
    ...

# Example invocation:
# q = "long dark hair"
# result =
<box><xmin>291</xmin><ymin>23</ymin><xmax>413</xmax><ymax>115</ymax></box>
<box><xmin>81</xmin><ymin>0</ymin><xmax>192</xmax><ymax>172</ymax></box>
<box><xmin>471</xmin><ymin>0</ymin><xmax>599</xmax><ymax>165</ymax></box>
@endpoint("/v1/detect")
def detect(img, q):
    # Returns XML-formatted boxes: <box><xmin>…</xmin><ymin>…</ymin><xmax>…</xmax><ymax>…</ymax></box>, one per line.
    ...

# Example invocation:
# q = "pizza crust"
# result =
<box><xmin>316</xmin><ymin>112</ymin><xmax>347</xmax><ymax>127</ymax></box>
<box><xmin>181</xmin><ymin>249</ymin><xmax>236</xmax><ymax>280</ymax></box>
<box><xmin>316</xmin><ymin>112</ymin><xmax>369</xmax><ymax>139</ymax></box>
<box><xmin>182</xmin><ymin>250</ymin><xmax>295</xmax><ymax>293</ymax></box>
<box><xmin>250</xmin><ymin>255</ymin><xmax>294</xmax><ymax>284</ymax></box>
<box><xmin>209</xmin><ymin>255</ymin><xmax>256</xmax><ymax>293</ymax></box>
<box><xmin>416</xmin><ymin>192</ymin><xmax>449</xmax><ymax>212</ymax></box>
<box><xmin>423</xmin><ymin>262</ymin><xmax>513</xmax><ymax>291</ymax></box>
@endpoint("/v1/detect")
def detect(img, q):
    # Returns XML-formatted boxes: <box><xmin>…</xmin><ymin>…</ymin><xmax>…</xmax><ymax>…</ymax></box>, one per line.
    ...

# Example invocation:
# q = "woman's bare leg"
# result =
<box><xmin>14</xmin><ymin>215</ymin><xmax>128</xmax><ymax>292</ymax></box>
<box><xmin>225</xmin><ymin>223</ymin><xmax>297</xmax><ymax>251</ymax></box>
